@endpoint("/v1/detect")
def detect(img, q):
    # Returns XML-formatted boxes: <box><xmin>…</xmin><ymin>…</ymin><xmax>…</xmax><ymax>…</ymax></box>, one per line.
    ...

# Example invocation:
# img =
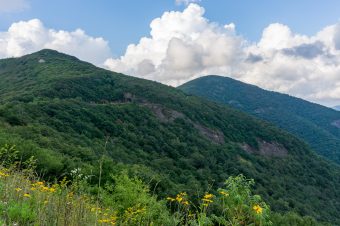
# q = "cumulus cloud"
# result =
<box><xmin>104</xmin><ymin>4</ymin><xmax>243</xmax><ymax>85</ymax></box>
<box><xmin>104</xmin><ymin>4</ymin><xmax>340</xmax><ymax>106</ymax></box>
<box><xmin>0</xmin><ymin>19</ymin><xmax>111</xmax><ymax>65</ymax></box>
<box><xmin>0</xmin><ymin>0</ymin><xmax>29</xmax><ymax>13</ymax></box>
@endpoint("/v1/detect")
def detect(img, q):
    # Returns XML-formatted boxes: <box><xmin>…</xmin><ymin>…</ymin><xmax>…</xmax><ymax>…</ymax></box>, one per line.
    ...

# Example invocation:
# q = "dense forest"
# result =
<box><xmin>0</xmin><ymin>50</ymin><xmax>339</xmax><ymax>224</ymax></box>
<box><xmin>180</xmin><ymin>75</ymin><xmax>340</xmax><ymax>164</ymax></box>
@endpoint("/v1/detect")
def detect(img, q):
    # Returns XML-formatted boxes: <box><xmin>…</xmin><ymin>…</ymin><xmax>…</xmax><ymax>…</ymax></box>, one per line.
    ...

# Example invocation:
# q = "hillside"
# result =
<box><xmin>0</xmin><ymin>50</ymin><xmax>339</xmax><ymax>223</ymax></box>
<box><xmin>180</xmin><ymin>75</ymin><xmax>340</xmax><ymax>165</ymax></box>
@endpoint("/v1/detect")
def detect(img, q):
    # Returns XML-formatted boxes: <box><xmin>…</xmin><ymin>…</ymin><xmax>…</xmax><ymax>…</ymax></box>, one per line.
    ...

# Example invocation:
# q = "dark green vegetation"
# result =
<box><xmin>0</xmin><ymin>50</ymin><xmax>339</xmax><ymax>224</ymax></box>
<box><xmin>180</xmin><ymin>75</ymin><xmax>340</xmax><ymax>165</ymax></box>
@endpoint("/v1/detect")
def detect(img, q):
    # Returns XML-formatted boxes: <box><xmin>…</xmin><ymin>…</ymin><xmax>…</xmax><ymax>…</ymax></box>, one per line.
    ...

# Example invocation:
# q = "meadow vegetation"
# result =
<box><xmin>0</xmin><ymin>144</ymin><xmax>325</xmax><ymax>225</ymax></box>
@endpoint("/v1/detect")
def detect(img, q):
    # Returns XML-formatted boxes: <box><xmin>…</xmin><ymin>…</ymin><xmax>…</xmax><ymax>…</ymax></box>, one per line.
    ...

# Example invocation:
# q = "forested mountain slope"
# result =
<box><xmin>0</xmin><ymin>50</ymin><xmax>339</xmax><ymax>223</ymax></box>
<box><xmin>180</xmin><ymin>75</ymin><xmax>340</xmax><ymax>165</ymax></box>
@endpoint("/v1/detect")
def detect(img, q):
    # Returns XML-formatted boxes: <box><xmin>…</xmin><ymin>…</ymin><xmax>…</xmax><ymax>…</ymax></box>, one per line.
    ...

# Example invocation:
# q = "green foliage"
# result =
<box><xmin>179</xmin><ymin>75</ymin><xmax>340</xmax><ymax>164</ymax></box>
<box><xmin>0</xmin><ymin>50</ymin><xmax>339</xmax><ymax>224</ymax></box>
<box><xmin>0</xmin><ymin>144</ymin><xmax>18</xmax><ymax>167</ymax></box>
<box><xmin>103</xmin><ymin>173</ymin><xmax>174</xmax><ymax>225</ymax></box>
<box><xmin>271</xmin><ymin>212</ymin><xmax>330</xmax><ymax>226</ymax></box>
<box><xmin>0</xmin><ymin>148</ymin><xmax>326</xmax><ymax>225</ymax></box>
<box><xmin>6</xmin><ymin>202</ymin><xmax>36</xmax><ymax>224</ymax></box>
<box><xmin>213</xmin><ymin>175</ymin><xmax>271</xmax><ymax>225</ymax></box>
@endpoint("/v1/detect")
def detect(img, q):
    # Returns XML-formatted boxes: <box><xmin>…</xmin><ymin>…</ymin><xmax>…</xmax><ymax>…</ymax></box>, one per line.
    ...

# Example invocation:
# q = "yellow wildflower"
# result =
<box><xmin>219</xmin><ymin>191</ymin><xmax>229</xmax><ymax>197</ymax></box>
<box><xmin>176</xmin><ymin>196</ymin><xmax>183</xmax><ymax>202</ymax></box>
<box><xmin>0</xmin><ymin>171</ymin><xmax>9</xmax><ymax>177</ymax></box>
<box><xmin>49</xmin><ymin>188</ymin><xmax>56</xmax><ymax>193</ymax></box>
<box><xmin>41</xmin><ymin>186</ymin><xmax>49</xmax><ymax>192</ymax></box>
<box><xmin>182</xmin><ymin>200</ymin><xmax>189</xmax><ymax>205</ymax></box>
<box><xmin>23</xmin><ymin>193</ymin><xmax>31</xmax><ymax>198</ymax></box>
<box><xmin>253</xmin><ymin>204</ymin><xmax>263</xmax><ymax>214</ymax></box>
<box><xmin>15</xmin><ymin>188</ymin><xmax>22</xmax><ymax>192</ymax></box>
<box><xmin>166</xmin><ymin>197</ymin><xmax>175</xmax><ymax>202</ymax></box>
<box><xmin>203</xmin><ymin>193</ymin><xmax>214</xmax><ymax>199</ymax></box>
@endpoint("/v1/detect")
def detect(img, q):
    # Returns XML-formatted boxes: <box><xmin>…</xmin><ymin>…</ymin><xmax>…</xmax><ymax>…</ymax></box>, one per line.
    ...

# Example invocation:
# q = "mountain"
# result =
<box><xmin>0</xmin><ymin>50</ymin><xmax>339</xmax><ymax>223</ymax></box>
<box><xmin>180</xmin><ymin>75</ymin><xmax>340</xmax><ymax>165</ymax></box>
<box><xmin>333</xmin><ymin>105</ymin><xmax>340</xmax><ymax>111</ymax></box>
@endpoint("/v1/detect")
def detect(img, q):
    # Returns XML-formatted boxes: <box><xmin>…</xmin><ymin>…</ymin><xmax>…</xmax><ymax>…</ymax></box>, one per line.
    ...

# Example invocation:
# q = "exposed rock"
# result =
<box><xmin>142</xmin><ymin>103</ymin><xmax>225</xmax><ymax>144</ymax></box>
<box><xmin>123</xmin><ymin>92</ymin><xmax>135</xmax><ymax>102</ymax></box>
<box><xmin>38</xmin><ymin>59</ymin><xmax>46</xmax><ymax>63</ymax></box>
<box><xmin>193</xmin><ymin>123</ymin><xmax>225</xmax><ymax>144</ymax></box>
<box><xmin>142</xmin><ymin>103</ymin><xmax>184</xmax><ymax>123</ymax></box>
<box><xmin>241</xmin><ymin>140</ymin><xmax>288</xmax><ymax>157</ymax></box>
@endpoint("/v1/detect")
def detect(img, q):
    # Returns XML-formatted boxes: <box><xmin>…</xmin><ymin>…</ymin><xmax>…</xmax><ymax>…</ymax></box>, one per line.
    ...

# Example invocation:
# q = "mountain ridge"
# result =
<box><xmin>179</xmin><ymin>75</ymin><xmax>340</xmax><ymax>164</ymax></box>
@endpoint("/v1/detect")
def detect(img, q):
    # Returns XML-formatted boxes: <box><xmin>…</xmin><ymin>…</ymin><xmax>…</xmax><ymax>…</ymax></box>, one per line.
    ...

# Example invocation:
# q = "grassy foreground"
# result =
<box><xmin>0</xmin><ymin>145</ymin><xmax>325</xmax><ymax>225</ymax></box>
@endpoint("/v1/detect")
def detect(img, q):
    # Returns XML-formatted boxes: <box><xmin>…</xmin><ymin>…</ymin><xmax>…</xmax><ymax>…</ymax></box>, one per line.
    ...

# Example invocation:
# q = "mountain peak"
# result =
<box><xmin>22</xmin><ymin>49</ymin><xmax>80</xmax><ymax>62</ymax></box>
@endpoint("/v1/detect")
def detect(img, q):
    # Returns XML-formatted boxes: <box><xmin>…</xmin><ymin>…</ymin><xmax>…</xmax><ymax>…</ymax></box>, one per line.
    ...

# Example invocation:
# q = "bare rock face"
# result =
<box><xmin>241</xmin><ymin>140</ymin><xmax>288</xmax><ymax>157</ymax></box>
<box><xmin>193</xmin><ymin>123</ymin><xmax>225</xmax><ymax>144</ymax></box>
<box><xmin>143</xmin><ymin>103</ymin><xmax>225</xmax><ymax>144</ymax></box>
<box><xmin>142</xmin><ymin>103</ymin><xmax>185</xmax><ymax>123</ymax></box>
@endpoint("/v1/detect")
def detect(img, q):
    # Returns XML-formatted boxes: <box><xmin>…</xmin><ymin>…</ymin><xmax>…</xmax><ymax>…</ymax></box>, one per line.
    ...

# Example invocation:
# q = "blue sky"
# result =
<box><xmin>1</xmin><ymin>0</ymin><xmax>340</xmax><ymax>56</ymax></box>
<box><xmin>1</xmin><ymin>0</ymin><xmax>340</xmax><ymax>106</ymax></box>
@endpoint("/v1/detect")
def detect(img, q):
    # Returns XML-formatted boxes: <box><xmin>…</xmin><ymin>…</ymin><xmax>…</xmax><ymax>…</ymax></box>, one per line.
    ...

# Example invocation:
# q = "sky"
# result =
<box><xmin>1</xmin><ymin>0</ymin><xmax>340</xmax><ymax>106</ymax></box>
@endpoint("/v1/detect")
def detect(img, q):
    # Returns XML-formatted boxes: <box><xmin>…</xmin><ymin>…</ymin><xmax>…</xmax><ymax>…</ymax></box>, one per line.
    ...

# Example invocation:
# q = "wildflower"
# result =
<box><xmin>23</xmin><ymin>193</ymin><xmax>31</xmax><ymax>198</ymax></box>
<box><xmin>166</xmin><ymin>197</ymin><xmax>175</xmax><ymax>202</ymax></box>
<box><xmin>203</xmin><ymin>193</ymin><xmax>214</xmax><ymax>199</ymax></box>
<box><xmin>43</xmin><ymin>200</ymin><xmax>48</xmax><ymax>205</ymax></box>
<box><xmin>36</xmin><ymin>181</ymin><xmax>44</xmax><ymax>186</ymax></box>
<box><xmin>182</xmin><ymin>200</ymin><xmax>189</xmax><ymax>205</ymax></box>
<box><xmin>175</xmin><ymin>192</ymin><xmax>187</xmax><ymax>203</ymax></box>
<box><xmin>41</xmin><ymin>186</ymin><xmax>49</xmax><ymax>192</ymax></box>
<box><xmin>253</xmin><ymin>204</ymin><xmax>263</xmax><ymax>214</ymax></box>
<box><xmin>49</xmin><ymin>188</ymin><xmax>56</xmax><ymax>193</ymax></box>
<box><xmin>219</xmin><ymin>191</ymin><xmax>229</xmax><ymax>197</ymax></box>
<box><xmin>15</xmin><ymin>188</ymin><xmax>22</xmax><ymax>192</ymax></box>
<box><xmin>176</xmin><ymin>196</ymin><xmax>183</xmax><ymax>202</ymax></box>
<box><xmin>0</xmin><ymin>171</ymin><xmax>9</xmax><ymax>177</ymax></box>
<box><xmin>201</xmin><ymin>192</ymin><xmax>214</xmax><ymax>208</ymax></box>
<box><xmin>30</xmin><ymin>187</ymin><xmax>36</xmax><ymax>191</ymax></box>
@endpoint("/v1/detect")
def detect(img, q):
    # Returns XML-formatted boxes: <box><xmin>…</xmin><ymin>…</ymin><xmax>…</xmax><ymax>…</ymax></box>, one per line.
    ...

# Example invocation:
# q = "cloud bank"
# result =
<box><xmin>104</xmin><ymin>4</ymin><xmax>340</xmax><ymax>106</ymax></box>
<box><xmin>0</xmin><ymin>19</ymin><xmax>111</xmax><ymax>64</ymax></box>
<box><xmin>0</xmin><ymin>0</ymin><xmax>29</xmax><ymax>13</ymax></box>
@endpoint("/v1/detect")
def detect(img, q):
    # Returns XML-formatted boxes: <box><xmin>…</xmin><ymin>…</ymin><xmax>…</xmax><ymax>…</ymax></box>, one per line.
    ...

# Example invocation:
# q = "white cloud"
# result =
<box><xmin>0</xmin><ymin>0</ymin><xmax>29</xmax><ymax>13</ymax></box>
<box><xmin>104</xmin><ymin>4</ymin><xmax>243</xmax><ymax>85</ymax></box>
<box><xmin>175</xmin><ymin>0</ymin><xmax>201</xmax><ymax>6</ymax></box>
<box><xmin>104</xmin><ymin>4</ymin><xmax>340</xmax><ymax>106</ymax></box>
<box><xmin>0</xmin><ymin>19</ymin><xmax>111</xmax><ymax>65</ymax></box>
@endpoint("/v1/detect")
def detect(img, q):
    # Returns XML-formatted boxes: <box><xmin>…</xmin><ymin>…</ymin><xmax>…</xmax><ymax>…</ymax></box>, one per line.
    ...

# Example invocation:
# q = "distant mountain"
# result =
<box><xmin>179</xmin><ymin>75</ymin><xmax>340</xmax><ymax>164</ymax></box>
<box><xmin>0</xmin><ymin>50</ymin><xmax>339</xmax><ymax>223</ymax></box>
<box><xmin>333</xmin><ymin>105</ymin><xmax>340</xmax><ymax>111</ymax></box>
